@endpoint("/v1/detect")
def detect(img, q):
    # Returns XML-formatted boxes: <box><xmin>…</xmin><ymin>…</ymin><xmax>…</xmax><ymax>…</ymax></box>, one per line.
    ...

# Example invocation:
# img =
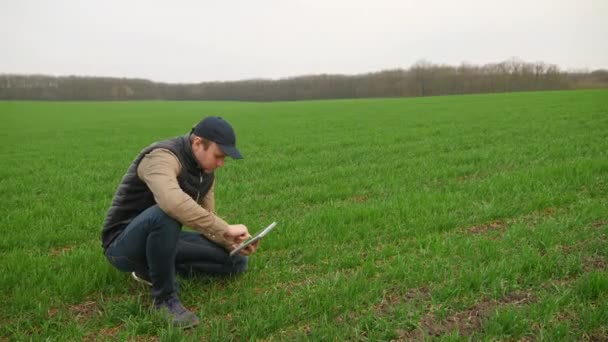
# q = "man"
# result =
<box><xmin>101</xmin><ymin>116</ymin><xmax>257</xmax><ymax>328</ymax></box>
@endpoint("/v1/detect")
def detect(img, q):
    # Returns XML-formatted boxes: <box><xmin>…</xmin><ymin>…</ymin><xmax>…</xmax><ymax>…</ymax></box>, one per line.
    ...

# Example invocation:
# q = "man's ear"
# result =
<box><xmin>191</xmin><ymin>136</ymin><xmax>201</xmax><ymax>151</ymax></box>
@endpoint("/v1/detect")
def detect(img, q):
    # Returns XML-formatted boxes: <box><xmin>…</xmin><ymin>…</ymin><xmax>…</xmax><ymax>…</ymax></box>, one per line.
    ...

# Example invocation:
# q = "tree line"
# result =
<box><xmin>1</xmin><ymin>59</ymin><xmax>607</xmax><ymax>101</ymax></box>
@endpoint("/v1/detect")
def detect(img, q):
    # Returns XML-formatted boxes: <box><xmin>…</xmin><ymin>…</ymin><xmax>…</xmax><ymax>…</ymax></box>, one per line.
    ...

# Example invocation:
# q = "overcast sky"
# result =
<box><xmin>2</xmin><ymin>0</ymin><xmax>607</xmax><ymax>83</ymax></box>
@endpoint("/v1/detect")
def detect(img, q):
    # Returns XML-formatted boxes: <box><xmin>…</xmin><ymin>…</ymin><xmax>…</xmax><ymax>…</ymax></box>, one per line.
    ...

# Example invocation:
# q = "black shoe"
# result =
<box><xmin>131</xmin><ymin>271</ymin><xmax>152</xmax><ymax>286</ymax></box>
<box><xmin>154</xmin><ymin>295</ymin><xmax>199</xmax><ymax>328</ymax></box>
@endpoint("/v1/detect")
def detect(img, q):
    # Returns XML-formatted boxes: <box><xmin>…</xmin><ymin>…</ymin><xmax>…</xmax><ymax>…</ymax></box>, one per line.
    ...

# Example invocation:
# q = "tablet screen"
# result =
<box><xmin>229</xmin><ymin>222</ymin><xmax>277</xmax><ymax>256</ymax></box>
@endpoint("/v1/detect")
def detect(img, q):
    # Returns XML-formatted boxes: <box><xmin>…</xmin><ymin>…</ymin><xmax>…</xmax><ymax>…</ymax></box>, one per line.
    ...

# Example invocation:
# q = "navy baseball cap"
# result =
<box><xmin>191</xmin><ymin>116</ymin><xmax>243</xmax><ymax>159</ymax></box>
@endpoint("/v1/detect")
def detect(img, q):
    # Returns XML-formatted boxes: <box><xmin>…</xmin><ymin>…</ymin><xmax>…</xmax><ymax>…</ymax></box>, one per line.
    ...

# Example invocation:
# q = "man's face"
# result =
<box><xmin>192</xmin><ymin>137</ymin><xmax>226</xmax><ymax>173</ymax></box>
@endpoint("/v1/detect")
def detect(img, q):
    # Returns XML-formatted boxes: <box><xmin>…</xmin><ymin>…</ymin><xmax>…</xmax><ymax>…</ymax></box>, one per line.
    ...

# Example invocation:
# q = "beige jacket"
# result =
<box><xmin>137</xmin><ymin>148</ymin><xmax>232</xmax><ymax>248</ymax></box>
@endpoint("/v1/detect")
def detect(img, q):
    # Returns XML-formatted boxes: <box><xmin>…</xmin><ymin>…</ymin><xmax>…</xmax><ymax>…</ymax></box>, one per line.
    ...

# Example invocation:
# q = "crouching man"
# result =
<box><xmin>101</xmin><ymin>116</ymin><xmax>257</xmax><ymax>328</ymax></box>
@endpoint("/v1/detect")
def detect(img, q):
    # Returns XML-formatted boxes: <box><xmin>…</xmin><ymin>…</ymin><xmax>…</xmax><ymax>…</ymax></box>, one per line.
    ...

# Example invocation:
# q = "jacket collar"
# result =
<box><xmin>181</xmin><ymin>133</ymin><xmax>201</xmax><ymax>172</ymax></box>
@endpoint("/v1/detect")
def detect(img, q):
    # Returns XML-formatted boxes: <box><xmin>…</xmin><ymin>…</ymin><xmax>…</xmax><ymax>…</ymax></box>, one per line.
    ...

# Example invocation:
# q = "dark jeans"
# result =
<box><xmin>104</xmin><ymin>205</ymin><xmax>248</xmax><ymax>301</ymax></box>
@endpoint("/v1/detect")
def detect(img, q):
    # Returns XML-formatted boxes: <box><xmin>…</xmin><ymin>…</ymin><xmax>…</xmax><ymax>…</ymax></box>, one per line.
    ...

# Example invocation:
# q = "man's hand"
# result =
<box><xmin>224</xmin><ymin>224</ymin><xmax>259</xmax><ymax>256</ymax></box>
<box><xmin>224</xmin><ymin>224</ymin><xmax>249</xmax><ymax>242</ymax></box>
<box><xmin>239</xmin><ymin>239</ymin><xmax>259</xmax><ymax>256</ymax></box>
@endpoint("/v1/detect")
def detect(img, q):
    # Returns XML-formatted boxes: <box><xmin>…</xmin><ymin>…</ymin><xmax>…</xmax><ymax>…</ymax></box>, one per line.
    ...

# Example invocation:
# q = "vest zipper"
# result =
<box><xmin>195</xmin><ymin>171</ymin><xmax>203</xmax><ymax>202</ymax></box>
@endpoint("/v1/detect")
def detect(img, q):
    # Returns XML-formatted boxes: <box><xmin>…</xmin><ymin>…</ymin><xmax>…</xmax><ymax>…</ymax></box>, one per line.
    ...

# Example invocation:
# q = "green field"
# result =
<box><xmin>1</xmin><ymin>90</ymin><xmax>607</xmax><ymax>340</ymax></box>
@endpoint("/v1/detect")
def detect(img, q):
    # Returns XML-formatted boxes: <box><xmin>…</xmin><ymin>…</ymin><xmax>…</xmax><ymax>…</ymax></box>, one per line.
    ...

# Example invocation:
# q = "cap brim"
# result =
<box><xmin>218</xmin><ymin>144</ymin><xmax>243</xmax><ymax>159</ymax></box>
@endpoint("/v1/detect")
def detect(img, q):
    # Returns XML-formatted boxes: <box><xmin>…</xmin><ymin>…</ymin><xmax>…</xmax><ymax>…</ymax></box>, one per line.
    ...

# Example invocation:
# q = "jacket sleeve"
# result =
<box><xmin>136</xmin><ymin>148</ymin><xmax>232</xmax><ymax>248</ymax></box>
<box><xmin>201</xmin><ymin>179</ymin><xmax>216</xmax><ymax>214</ymax></box>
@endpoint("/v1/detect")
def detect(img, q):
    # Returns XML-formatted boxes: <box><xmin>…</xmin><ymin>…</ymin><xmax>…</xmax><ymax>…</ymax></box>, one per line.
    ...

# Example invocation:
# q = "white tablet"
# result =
<box><xmin>229</xmin><ymin>222</ymin><xmax>277</xmax><ymax>256</ymax></box>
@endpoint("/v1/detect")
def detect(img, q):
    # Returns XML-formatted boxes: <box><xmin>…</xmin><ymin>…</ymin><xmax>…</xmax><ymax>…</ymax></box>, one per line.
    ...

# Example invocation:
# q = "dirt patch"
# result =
<box><xmin>132</xmin><ymin>336</ymin><xmax>160</xmax><ymax>342</ymax></box>
<box><xmin>397</xmin><ymin>291</ymin><xmax>535</xmax><ymax>340</ymax></box>
<box><xmin>47</xmin><ymin>307</ymin><xmax>60</xmax><ymax>318</ymax></box>
<box><xmin>557</xmin><ymin>244</ymin><xmax>576</xmax><ymax>255</ymax></box>
<box><xmin>47</xmin><ymin>300</ymin><xmax>101</xmax><ymax>326</ymax></box>
<box><xmin>98</xmin><ymin>325</ymin><xmax>121</xmax><ymax>339</ymax></box>
<box><xmin>542</xmin><ymin>207</ymin><xmax>557</xmax><ymax>215</ymax></box>
<box><xmin>373</xmin><ymin>255</ymin><xmax>397</xmax><ymax>268</ymax></box>
<box><xmin>558</xmin><ymin>235</ymin><xmax>608</xmax><ymax>256</ymax></box>
<box><xmin>84</xmin><ymin>324</ymin><xmax>163</xmax><ymax>341</ymax></box>
<box><xmin>592</xmin><ymin>220</ymin><xmax>607</xmax><ymax>229</ymax></box>
<box><xmin>334</xmin><ymin>311</ymin><xmax>358</xmax><ymax>324</ymax></box>
<box><xmin>467</xmin><ymin>220</ymin><xmax>506</xmax><ymax>234</ymax></box>
<box><xmin>69</xmin><ymin>300</ymin><xmax>100</xmax><ymax>321</ymax></box>
<box><xmin>584</xmin><ymin>256</ymin><xmax>608</xmax><ymax>272</ymax></box>
<box><xmin>49</xmin><ymin>245</ymin><xmax>75</xmax><ymax>257</ymax></box>
<box><xmin>302</xmin><ymin>324</ymin><xmax>312</xmax><ymax>336</ymax></box>
<box><xmin>518</xmin><ymin>207</ymin><xmax>564</xmax><ymax>226</ymax></box>
<box><xmin>86</xmin><ymin>331</ymin><xmax>159</xmax><ymax>342</ymax></box>
<box><xmin>421</xmin><ymin>304</ymin><xmax>488</xmax><ymax>338</ymax></box>
<box><xmin>456</xmin><ymin>173</ymin><xmax>481</xmax><ymax>183</ymax></box>
<box><xmin>347</xmin><ymin>194</ymin><xmax>369</xmax><ymax>203</ymax></box>
<box><xmin>332</xmin><ymin>287</ymin><xmax>431</xmax><ymax>327</ymax></box>
<box><xmin>553</xmin><ymin>308</ymin><xmax>576</xmax><ymax>323</ymax></box>
<box><xmin>272</xmin><ymin>274</ymin><xmax>324</xmax><ymax>296</ymax></box>
<box><xmin>464</xmin><ymin>207</ymin><xmax>566</xmax><ymax>236</ymax></box>
<box><xmin>374</xmin><ymin>290</ymin><xmax>405</xmax><ymax>316</ymax></box>
<box><xmin>585</xmin><ymin>328</ymin><xmax>608</xmax><ymax>342</ymax></box>
<box><xmin>373</xmin><ymin>287</ymin><xmax>430</xmax><ymax>316</ymax></box>
<box><xmin>83</xmin><ymin>324</ymin><xmax>124</xmax><ymax>341</ymax></box>
<box><xmin>498</xmin><ymin>291</ymin><xmax>535</xmax><ymax>306</ymax></box>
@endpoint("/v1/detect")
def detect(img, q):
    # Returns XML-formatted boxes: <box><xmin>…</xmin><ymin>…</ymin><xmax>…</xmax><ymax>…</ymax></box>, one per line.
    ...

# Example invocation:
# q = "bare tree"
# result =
<box><xmin>0</xmin><ymin>59</ymin><xmax>604</xmax><ymax>101</ymax></box>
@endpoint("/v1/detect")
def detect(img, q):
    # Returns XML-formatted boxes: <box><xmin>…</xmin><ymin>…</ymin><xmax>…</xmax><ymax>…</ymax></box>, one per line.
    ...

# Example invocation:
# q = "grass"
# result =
<box><xmin>0</xmin><ymin>89</ymin><xmax>607</xmax><ymax>340</ymax></box>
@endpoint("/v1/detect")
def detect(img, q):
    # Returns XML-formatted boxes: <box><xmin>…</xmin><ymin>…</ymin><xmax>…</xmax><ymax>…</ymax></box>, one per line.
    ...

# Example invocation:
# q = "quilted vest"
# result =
<box><xmin>101</xmin><ymin>134</ymin><xmax>214</xmax><ymax>249</ymax></box>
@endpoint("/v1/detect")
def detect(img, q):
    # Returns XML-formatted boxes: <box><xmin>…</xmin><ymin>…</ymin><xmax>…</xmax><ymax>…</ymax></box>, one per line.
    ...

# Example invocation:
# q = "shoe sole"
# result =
<box><xmin>131</xmin><ymin>272</ymin><xmax>152</xmax><ymax>286</ymax></box>
<box><xmin>154</xmin><ymin>306</ymin><xmax>200</xmax><ymax>329</ymax></box>
<box><xmin>179</xmin><ymin>318</ymin><xmax>200</xmax><ymax>329</ymax></box>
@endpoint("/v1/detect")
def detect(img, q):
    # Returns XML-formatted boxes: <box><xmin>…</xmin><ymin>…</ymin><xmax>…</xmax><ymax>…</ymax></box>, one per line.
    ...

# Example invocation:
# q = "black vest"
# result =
<box><xmin>101</xmin><ymin>134</ymin><xmax>214</xmax><ymax>249</ymax></box>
